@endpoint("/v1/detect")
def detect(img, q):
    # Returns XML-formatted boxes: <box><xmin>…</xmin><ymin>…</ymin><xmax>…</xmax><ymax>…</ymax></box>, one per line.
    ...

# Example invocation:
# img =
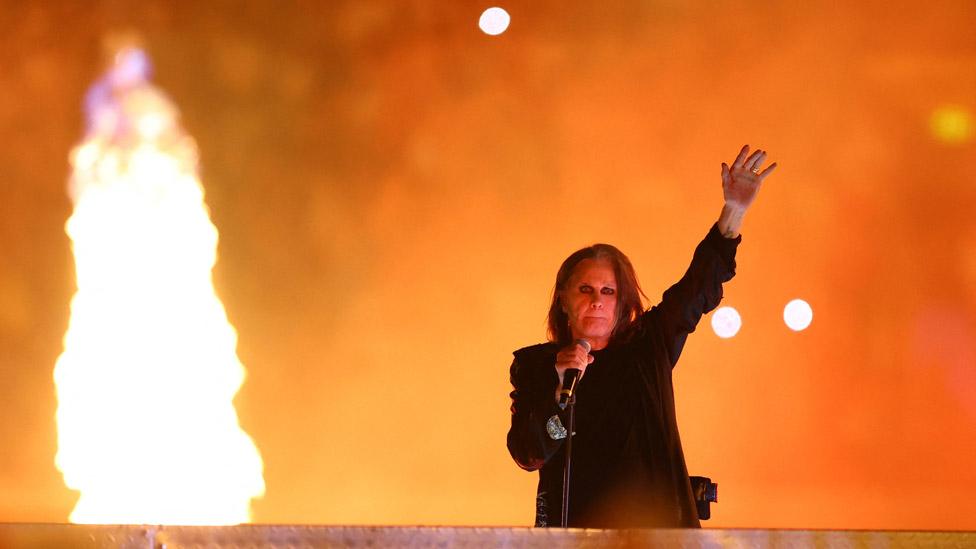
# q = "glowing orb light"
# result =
<box><xmin>479</xmin><ymin>7</ymin><xmax>511</xmax><ymax>35</ymax></box>
<box><xmin>711</xmin><ymin>306</ymin><xmax>742</xmax><ymax>339</ymax></box>
<box><xmin>930</xmin><ymin>106</ymin><xmax>972</xmax><ymax>145</ymax></box>
<box><xmin>53</xmin><ymin>47</ymin><xmax>264</xmax><ymax>525</ymax></box>
<box><xmin>783</xmin><ymin>299</ymin><xmax>814</xmax><ymax>332</ymax></box>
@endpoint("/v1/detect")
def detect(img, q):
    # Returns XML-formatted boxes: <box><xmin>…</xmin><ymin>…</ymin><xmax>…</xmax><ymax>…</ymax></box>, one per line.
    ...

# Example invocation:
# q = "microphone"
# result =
<box><xmin>558</xmin><ymin>339</ymin><xmax>591</xmax><ymax>410</ymax></box>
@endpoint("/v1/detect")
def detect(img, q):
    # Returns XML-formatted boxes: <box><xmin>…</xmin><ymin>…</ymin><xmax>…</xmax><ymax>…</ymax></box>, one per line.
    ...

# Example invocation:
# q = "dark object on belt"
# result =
<box><xmin>690</xmin><ymin>476</ymin><xmax>718</xmax><ymax>520</ymax></box>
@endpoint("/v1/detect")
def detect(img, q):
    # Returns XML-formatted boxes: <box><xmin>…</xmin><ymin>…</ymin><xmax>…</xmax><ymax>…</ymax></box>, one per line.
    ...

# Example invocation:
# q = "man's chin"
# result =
<box><xmin>578</xmin><ymin>327</ymin><xmax>612</xmax><ymax>340</ymax></box>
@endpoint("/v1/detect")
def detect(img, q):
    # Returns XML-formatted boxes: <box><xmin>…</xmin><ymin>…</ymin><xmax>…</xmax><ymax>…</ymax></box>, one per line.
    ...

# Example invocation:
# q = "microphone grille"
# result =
<box><xmin>574</xmin><ymin>338</ymin><xmax>592</xmax><ymax>353</ymax></box>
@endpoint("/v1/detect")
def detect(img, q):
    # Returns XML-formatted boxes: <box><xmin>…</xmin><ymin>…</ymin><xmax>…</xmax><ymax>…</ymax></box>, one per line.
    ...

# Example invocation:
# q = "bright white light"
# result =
<box><xmin>711</xmin><ymin>306</ymin><xmax>741</xmax><ymax>339</ymax></box>
<box><xmin>54</xmin><ymin>47</ymin><xmax>264</xmax><ymax>525</ymax></box>
<box><xmin>479</xmin><ymin>7</ymin><xmax>510</xmax><ymax>35</ymax></box>
<box><xmin>784</xmin><ymin>299</ymin><xmax>813</xmax><ymax>331</ymax></box>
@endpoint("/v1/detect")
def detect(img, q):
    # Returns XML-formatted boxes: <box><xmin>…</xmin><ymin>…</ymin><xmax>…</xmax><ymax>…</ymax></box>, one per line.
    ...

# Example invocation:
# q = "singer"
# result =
<box><xmin>506</xmin><ymin>145</ymin><xmax>777</xmax><ymax>528</ymax></box>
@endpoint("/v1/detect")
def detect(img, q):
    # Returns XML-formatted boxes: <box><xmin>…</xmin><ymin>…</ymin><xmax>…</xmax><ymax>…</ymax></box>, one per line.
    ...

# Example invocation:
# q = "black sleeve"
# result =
<box><xmin>506</xmin><ymin>350</ymin><xmax>566</xmax><ymax>471</ymax></box>
<box><xmin>640</xmin><ymin>223</ymin><xmax>740</xmax><ymax>368</ymax></box>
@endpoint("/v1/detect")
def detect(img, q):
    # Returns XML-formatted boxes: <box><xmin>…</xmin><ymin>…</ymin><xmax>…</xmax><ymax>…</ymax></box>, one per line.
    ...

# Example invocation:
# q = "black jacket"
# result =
<box><xmin>507</xmin><ymin>224</ymin><xmax>739</xmax><ymax>527</ymax></box>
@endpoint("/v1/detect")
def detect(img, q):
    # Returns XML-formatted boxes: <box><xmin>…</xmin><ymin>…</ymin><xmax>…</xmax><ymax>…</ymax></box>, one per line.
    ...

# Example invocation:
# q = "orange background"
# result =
<box><xmin>2</xmin><ymin>0</ymin><xmax>975</xmax><ymax>530</ymax></box>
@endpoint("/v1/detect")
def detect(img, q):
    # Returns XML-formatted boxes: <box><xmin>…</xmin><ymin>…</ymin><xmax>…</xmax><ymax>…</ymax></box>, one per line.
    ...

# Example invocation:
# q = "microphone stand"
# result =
<box><xmin>560</xmin><ymin>393</ymin><xmax>576</xmax><ymax>528</ymax></box>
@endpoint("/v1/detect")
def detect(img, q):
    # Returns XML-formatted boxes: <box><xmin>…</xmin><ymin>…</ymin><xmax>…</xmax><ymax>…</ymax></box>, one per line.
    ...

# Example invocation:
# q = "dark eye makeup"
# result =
<box><xmin>579</xmin><ymin>284</ymin><xmax>615</xmax><ymax>295</ymax></box>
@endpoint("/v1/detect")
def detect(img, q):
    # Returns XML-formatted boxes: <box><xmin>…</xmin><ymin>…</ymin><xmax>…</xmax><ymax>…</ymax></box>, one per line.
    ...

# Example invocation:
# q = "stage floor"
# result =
<box><xmin>1</xmin><ymin>524</ymin><xmax>974</xmax><ymax>548</ymax></box>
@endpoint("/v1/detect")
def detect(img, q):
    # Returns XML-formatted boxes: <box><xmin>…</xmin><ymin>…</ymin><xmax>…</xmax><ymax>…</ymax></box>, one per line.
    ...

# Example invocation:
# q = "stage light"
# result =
<box><xmin>930</xmin><ymin>106</ymin><xmax>972</xmax><ymax>145</ymax></box>
<box><xmin>479</xmin><ymin>7</ymin><xmax>510</xmax><ymax>36</ymax></box>
<box><xmin>711</xmin><ymin>306</ymin><xmax>741</xmax><ymax>339</ymax></box>
<box><xmin>783</xmin><ymin>299</ymin><xmax>813</xmax><ymax>332</ymax></box>
<box><xmin>54</xmin><ymin>47</ymin><xmax>264</xmax><ymax>525</ymax></box>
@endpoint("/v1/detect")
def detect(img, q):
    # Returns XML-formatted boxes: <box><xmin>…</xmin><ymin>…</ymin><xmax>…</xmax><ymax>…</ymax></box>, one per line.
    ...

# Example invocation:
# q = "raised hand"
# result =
<box><xmin>717</xmin><ymin>144</ymin><xmax>777</xmax><ymax>238</ymax></box>
<box><xmin>721</xmin><ymin>145</ymin><xmax>777</xmax><ymax>211</ymax></box>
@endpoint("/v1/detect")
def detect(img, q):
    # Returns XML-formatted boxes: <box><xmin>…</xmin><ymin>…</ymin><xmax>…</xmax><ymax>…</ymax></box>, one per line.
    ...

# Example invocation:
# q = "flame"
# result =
<box><xmin>53</xmin><ymin>48</ymin><xmax>265</xmax><ymax>525</ymax></box>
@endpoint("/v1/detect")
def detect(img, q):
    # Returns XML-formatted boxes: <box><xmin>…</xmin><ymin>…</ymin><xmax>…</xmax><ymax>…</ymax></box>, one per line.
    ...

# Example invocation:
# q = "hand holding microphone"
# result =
<box><xmin>556</xmin><ymin>339</ymin><xmax>592</xmax><ymax>409</ymax></box>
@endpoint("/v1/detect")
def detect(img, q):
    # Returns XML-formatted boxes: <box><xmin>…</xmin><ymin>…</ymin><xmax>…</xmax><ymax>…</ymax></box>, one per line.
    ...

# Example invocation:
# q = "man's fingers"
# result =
<box><xmin>743</xmin><ymin>149</ymin><xmax>764</xmax><ymax>171</ymax></box>
<box><xmin>747</xmin><ymin>150</ymin><xmax>766</xmax><ymax>171</ymax></box>
<box><xmin>758</xmin><ymin>162</ymin><xmax>778</xmax><ymax>181</ymax></box>
<box><xmin>721</xmin><ymin>163</ymin><xmax>731</xmax><ymax>185</ymax></box>
<box><xmin>731</xmin><ymin>145</ymin><xmax>750</xmax><ymax>168</ymax></box>
<box><xmin>557</xmin><ymin>351</ymin><xmax>590</xmax><ymax>368</ymax></box>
